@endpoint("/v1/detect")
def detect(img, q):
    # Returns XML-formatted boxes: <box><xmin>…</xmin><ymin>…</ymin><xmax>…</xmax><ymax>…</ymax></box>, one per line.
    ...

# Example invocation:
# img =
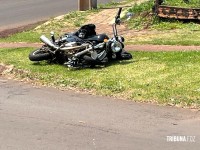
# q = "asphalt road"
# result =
<box><xmin>1</xmin><ymin>1</ymin><xmax>200</xmax><ymax>149</ymax></box>
<box><xmin>0</xmin><ymin>77</ymin><xmax>200</xmax><ymax>150</ymax></box>
<box><xmin>0</xmin><ymin>0</ymin><xmax>122</xmax><ymax>31</ymax></box>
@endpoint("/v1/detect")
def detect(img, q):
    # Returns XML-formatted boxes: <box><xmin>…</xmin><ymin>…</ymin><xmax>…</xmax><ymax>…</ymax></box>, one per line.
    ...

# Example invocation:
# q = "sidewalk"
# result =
<box><xmin>125</xmin><ymin>44</ymin><xmax>200</xmax><ymax>51</ymax></box>
<box><xmin>1</xmin><ymin>42</ymin><xmax>200</xmax><ymax>51</ymax></box>
<box><xmin>0</xmin><ymin>42</ymin><xmax>42</xmax><ymax>48</ymax></box>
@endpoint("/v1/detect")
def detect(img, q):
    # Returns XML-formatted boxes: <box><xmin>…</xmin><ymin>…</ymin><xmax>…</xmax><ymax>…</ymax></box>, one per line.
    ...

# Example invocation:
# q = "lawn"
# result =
<box><xmin>1</xmin><ymin>48</ymin><xmax>200</xmax><ymax>108</ymax></box>
<box><xmin>0</xmin><ymin>0</ymin><xmax>200</xmax><ymax>108</ymax></box>
<box><xmin>163</xmin><ymin>0</ymin><xmax>200</xmax><ymax>8</ymax></box>
<box><xmin>126</xmin><ymin>0</ymin><xmax>200</xmax><ymax>45</ymax></box>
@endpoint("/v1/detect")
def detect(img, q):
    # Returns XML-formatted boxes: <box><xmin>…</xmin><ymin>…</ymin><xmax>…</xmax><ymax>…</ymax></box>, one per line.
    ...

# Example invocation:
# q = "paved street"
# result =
<box><xmin>0</xmin><ymin>77</ymin><xmax>200</xmax><ymax>150</ymax></box>
<box><xmin>0</xmin><ymin>0</ymin><xmax>122</xmax><ymax>31</ymax></box>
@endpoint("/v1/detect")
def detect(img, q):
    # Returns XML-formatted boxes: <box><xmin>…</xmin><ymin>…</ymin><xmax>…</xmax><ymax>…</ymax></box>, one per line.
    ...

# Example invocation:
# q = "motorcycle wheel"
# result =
<box><xmin>29</xmin><ymin>49</ymin><xmax>51</xmax><ymax>61</ymax></box>
<box><xmin>116</xmin><ymin>50</ymin><xmax>133</xmax><ymax>60</ymax></box>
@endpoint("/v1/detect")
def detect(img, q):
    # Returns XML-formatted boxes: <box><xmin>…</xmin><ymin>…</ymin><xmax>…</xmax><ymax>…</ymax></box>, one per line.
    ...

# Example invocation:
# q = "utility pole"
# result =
<box><xmin>78</xmin><ymin>0</ymin><xmax>97</xmax><ymax>11</ymax></box>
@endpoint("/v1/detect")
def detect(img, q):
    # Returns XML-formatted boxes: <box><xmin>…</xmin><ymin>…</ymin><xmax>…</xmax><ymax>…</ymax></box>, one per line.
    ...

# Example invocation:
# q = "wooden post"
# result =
<box><xmin>78</xmin><ymin>0</ymin><xmax>97</xmax><ymax>11</ymax></box>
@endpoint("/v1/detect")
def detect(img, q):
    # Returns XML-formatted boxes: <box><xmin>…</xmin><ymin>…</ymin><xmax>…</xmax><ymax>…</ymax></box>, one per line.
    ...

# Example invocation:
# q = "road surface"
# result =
<box><xmin>0</xmin><ymin>0</ymin><xmax>122</xmax><ymax>31</ymax></box>
<box><xmin>0</xmin><ymin>77</ymin><xmax>200</xmax><ymax>150</ymax></box>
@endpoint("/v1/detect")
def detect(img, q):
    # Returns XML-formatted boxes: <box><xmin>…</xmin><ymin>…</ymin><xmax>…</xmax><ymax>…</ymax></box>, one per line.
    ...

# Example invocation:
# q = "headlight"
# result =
<box><xmin>111</xmin><ymin>41</ymin><xmax>122</xmax><ymax>53</ymax></box>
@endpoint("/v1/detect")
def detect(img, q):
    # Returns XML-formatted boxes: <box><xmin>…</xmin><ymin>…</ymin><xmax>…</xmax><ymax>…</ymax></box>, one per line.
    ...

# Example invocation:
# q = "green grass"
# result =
<box><xmin>98</xmin><ymin>0</ymin><xmax>135</xmax><ymax>8</ymax></box>
<box><xmin>0</xmin><ymin>31</ymin><xmax>41</xmax><ymax>43</ymax></box>
<box><xmin>163</xmin><ymin>0</ymin><xmax>200</xmax><ymax>8</ymax></box>
<box><xmin>128</xmin><ymin>1</ymin><xmax>200</xmax><ymax>30</ymax></box>
<box><xmin>0</xmin><ymin>0</ymin><xmax>199</xmax><ymax>109</ymax></box>
<box><xmin>126</xmin><ymin>29</ymin><xmax>200</xmax><ymax>46</ymax></box>
<box><xmin>1</xmin><ymin>48</ymin><xmax>200</xmax><ymax>108</ymax></box>
<box><xmin>125</xmin><ymin>0</ymin><xmax>200</xmax><ymax>45</ymax></box>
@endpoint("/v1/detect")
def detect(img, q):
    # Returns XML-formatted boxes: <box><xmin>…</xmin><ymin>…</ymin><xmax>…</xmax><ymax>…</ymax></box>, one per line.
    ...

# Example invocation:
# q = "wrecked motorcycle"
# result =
<box><xmin>29</xmin><ymin>8</ymin><xmax>132</xmax><ymax>68</ymax></box>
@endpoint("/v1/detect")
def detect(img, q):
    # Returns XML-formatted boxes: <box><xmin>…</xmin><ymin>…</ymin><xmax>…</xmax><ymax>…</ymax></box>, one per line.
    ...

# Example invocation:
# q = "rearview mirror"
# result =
<box><xmin>126</xmin><ymin>12</ymin><xmax>134</xmax><ymax>21</ymax></box>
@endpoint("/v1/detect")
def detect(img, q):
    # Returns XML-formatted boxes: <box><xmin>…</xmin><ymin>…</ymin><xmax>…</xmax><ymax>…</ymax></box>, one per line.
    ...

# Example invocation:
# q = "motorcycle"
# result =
<box><xmin>29</xmin><ymin>8</ymin><xmax>132</xmax><ymax>68</ymax></box>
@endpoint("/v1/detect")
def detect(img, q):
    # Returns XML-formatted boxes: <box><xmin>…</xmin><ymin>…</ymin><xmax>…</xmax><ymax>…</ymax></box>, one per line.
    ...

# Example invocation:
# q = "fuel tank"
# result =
<box><xmin>86</xmin><ymin>34</ymin><xmax>109</xmax><ymax>43</ymax></box>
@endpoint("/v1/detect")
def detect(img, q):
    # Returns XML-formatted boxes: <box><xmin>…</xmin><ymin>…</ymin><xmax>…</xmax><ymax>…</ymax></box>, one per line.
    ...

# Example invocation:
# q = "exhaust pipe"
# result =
<box><xmin>40</xmin><ymin>35</ymin><xmax>58</xmax><ymax>49</ymax></box>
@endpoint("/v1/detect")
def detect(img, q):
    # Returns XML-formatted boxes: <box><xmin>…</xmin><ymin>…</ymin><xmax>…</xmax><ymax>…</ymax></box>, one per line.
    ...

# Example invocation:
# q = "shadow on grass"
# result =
<box><xmin>31</xmin><ymin>61</ymin><xmax>55</xmax><ymax>66</ymax></box>
<box><xmin>106</xmin><ymin>59</ymin><xmax>135</xmax><ymax>67</ymax></box>
<box><xmin>29</xmin><ymin>59</ymin><xmax>137</xmax><ymax>70</ymax></box>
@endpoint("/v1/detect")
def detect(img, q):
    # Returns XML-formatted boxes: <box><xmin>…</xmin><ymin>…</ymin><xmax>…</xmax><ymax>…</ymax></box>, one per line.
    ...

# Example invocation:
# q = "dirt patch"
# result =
<box><xmin>0</xmin><ymin>65</ymin><xmax>7</xmax><ymax>74</ymax></box>
<box><xmin>126</xmin><ymin>45</ymin><xmax>200</xmax><ymax>51</ymax></box>
<box><xmin>1</xmin><ymin>41</ymin><xmax>200</xmax><ymax>51</ymax></box>
<box><xmin>0</xmin><ymin>64</ymin><xmax>14</xmax><ymax>75</ymax></box>
<box><xmin>0</xmin><ymin>42</ymin><xmax>42</xmax><ymax>48</ymax></box>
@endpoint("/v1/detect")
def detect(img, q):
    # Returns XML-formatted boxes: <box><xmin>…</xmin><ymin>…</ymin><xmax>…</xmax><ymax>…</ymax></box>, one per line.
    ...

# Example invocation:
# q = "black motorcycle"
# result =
<box><xmin>29</xmin><ymin>8</ymin><xmax>132</xmax><ymax>68</ymax></box>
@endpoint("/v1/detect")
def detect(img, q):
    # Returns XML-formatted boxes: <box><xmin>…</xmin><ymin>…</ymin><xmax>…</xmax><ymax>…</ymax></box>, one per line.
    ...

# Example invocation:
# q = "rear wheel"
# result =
<box><xmin>29</xmin><ymin>48</ymin><xmax>52</xmax><ymax>61</ymax></box>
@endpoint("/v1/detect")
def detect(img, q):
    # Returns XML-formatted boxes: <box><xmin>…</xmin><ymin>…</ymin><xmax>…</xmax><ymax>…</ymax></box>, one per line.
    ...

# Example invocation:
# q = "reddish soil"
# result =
<box><xmin>0</xmin><ymin>42</ymin><xmax>42</xmax><ymax>48</ymax></box>
<box><xmin>1</xmin><ymin>42</ymin><xmax>200</xmax><ymax>52</ymax></box>
<box><xmin>126</xmin><ymin>45</ymin><xmax>200</xmax><ymax>51</ymax></box>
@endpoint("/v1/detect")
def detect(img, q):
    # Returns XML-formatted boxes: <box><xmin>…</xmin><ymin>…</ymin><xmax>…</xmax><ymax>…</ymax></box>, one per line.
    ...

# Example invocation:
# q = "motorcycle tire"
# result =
<box><xmin>116</xmin><ymin>50</ymin><xmax>133</xmax><ymax>60</ymax></box>
<box><xmin>29</xmin><ymin>49</ymin><xmax>51</xmax><ymax>61</ymax></box>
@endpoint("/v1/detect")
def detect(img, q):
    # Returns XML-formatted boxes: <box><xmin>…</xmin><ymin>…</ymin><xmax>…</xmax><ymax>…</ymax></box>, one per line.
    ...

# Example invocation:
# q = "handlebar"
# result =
<box><xmin>116</xmin><ymin>7</ymin><xmax>122</xmax><ymax>18</ymax></box>
<box><xmin>115</xmin><ymin>7</ymin><xmax>122</xmax><ymax>25</ymax></box>
<box><xmin>113</xmin><ymin>7</ymin><xmax>123</xmax><ymax>38</ymax></box>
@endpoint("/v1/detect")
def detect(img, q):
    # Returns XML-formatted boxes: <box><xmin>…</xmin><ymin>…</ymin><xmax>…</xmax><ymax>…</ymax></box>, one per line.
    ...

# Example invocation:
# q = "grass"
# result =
<box><xmin>0</xmin><ymin>0</ymin><xmax>200</xmax><ymax>108</ymax></box>
<box><xmin>126</xmin><ymin>29</ymin><xmax>200</xmax><ymax>46</ymax></box>
<box><xmin>0</xmin><ymin>31</ymin><xmax>41</xmax><ymax>43</ymax></box>
<box><xmin>163</xmin><ymin>0</ymin><xmax>200</xmax><ymax>8</ymax></box>
<box><xmin>128</xmin><ymin>1</ymin><xmax>200</xmax><ymax>30</ymax></box>
<box><xmin>125</xmin><ymin>0</ymin><xmax>200</xmax><ymax>45</ymax></box>
<box><xmin>98</xmin><ymin>0</ymin><xmax>135</xmax><ymax>8</ymax></box>
<box><xmin>1</xmin><ymin>48</ymin><xmax>200</xmax><ymax>108</ymax></box>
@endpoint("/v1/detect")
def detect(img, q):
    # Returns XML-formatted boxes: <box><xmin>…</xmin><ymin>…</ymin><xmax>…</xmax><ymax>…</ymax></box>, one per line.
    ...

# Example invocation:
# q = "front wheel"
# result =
<box><xmin>116</xmin><ymin>49</ymin><xmax>133</xmax><ymax>60</ymax></box>
<box><xmin>29</xmin><ymin>48</ymin><xmax>52</xmax><ymax>61</ymax></box>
